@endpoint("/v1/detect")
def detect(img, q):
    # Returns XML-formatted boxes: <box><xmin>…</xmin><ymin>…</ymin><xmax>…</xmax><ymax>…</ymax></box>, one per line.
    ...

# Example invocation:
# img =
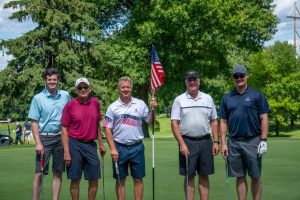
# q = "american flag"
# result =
<box><xmin>151</xmin><ymin>46</ymin><xmax>165</xmax><ymax>91</ymax></box>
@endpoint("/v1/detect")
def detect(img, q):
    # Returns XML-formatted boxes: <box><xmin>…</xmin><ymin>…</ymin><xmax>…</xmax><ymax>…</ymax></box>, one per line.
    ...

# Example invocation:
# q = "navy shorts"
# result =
<box><xmin>113</xmin><ymin>141</ymin><xmax>145</xmax><ymax>180</ymax></box>
<box><xmin>228</xmin><ymin>136</ymin><xmax>262</xmax><ymax>178</ymax></box>
<box><xmin>67</xmin><ymin>137</ymin><xmax>101</xmax><ymax>180</ymax></box>
<box><xmin>179</xmin><ymin>135</ymin><xmax>214</xmax><ymax>176</ymax></box>
<box><xmin>35</xmin><ymin>135</ymin><xmax>64</xmax><ymax>174</ymax></box>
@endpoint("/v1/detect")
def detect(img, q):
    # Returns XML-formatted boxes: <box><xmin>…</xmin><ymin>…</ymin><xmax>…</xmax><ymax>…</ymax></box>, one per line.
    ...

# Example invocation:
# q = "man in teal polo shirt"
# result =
<box><xmin>28</xmin><ymin>68</ymin><xmax>71</xmax><ymax>200</ymax></box>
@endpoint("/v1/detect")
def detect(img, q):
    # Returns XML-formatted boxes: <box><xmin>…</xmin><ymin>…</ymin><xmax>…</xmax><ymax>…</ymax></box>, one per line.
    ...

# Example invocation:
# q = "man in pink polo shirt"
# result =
<box><xmin>61</xmin><ymin>77</ymin><xmax>106</xmax><ymax>200</ymax></box>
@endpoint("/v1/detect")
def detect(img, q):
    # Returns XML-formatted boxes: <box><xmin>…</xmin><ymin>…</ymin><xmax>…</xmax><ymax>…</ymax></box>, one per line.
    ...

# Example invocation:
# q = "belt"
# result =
<box><xmin>182</xmin><ymin>134</ymin><xmax>210</xmax><ymax>141</ymax></box>
<box><xmin>40</xmin><ymin>131</ymin><xmax>61</xmax><ymax>136</ymax></box>
<box><xmin>231</xmin><ymin>135</ymin><xmax>259</xmax><ymax>140</ymax></box>
<box><xmin>115</xmin><ymin>140</ymin><xmax>142</xmax><ymax>146</ymax></box>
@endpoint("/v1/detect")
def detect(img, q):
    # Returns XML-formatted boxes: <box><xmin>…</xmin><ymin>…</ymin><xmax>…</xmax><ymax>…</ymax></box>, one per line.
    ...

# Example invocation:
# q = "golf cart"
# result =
<box><xmin>0</xmin><ymin>119</ymin><xmax>14</xmax><ymax>146</ymax></box>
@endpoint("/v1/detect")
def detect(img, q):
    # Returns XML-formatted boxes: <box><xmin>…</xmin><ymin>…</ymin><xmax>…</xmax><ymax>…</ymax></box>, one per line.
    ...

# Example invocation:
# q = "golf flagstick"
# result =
<box><xmin>101</xmin><ymin>156</ymin><xmax>105</xmax><ymax>200</ymax></box>
<box><xmin>151</xmin><ymin>91</ymin><xmax>155</xmax><ymax>200</ymax></box>
<box><xmin>40</xmin><ymin>155</ymin><xmax>44</xmax><ymax>200</ymax></box>
<box><xmin>114</xmin><ymin>161</ymin><xmax>123</xmax><ymax>200</ymax></box>
<box><xmin>185</xmin><ymin>155</ymin><xmax>189</xmax><ymax>200</ymax></box>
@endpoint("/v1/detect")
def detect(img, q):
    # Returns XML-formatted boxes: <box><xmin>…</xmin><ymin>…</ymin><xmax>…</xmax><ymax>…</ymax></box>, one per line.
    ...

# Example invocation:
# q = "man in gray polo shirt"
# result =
<box><xmin>171</xmin><ymin>70</ymin><xmax>219</xmax><ymax>200</ymax></box>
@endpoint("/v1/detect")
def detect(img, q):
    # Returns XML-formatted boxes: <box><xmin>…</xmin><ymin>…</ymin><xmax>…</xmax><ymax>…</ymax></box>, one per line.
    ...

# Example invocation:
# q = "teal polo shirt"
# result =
<box><xmin>28</xmin><ymin>87</ymin><xmax>71</xmax><ymax>133</ymax></box>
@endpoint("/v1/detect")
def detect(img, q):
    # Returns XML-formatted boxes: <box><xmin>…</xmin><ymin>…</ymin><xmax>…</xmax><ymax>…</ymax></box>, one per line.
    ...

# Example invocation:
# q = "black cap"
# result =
<box><xmin>185</xmin><ymin>70</ymin><xmax>200</xmax><ymax>79</ymax></box>
<box><xmin>232</xmin><ymin>64</ymin><xmax>247</xmax><ymax>75</ymax></box>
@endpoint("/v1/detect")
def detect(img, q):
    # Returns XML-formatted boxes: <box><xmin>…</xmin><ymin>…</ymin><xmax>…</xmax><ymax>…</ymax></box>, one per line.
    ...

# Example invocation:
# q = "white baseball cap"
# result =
<box><xmin>75</xmin><ymin>77</ymin><xmax>90</xmax><ymax>87</ymax></box>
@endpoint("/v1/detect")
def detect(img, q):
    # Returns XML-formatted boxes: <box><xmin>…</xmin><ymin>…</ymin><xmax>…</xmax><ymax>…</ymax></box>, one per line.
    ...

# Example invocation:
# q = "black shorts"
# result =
<box><xmin>35</xmin><ymin>135</ymin><xmax>64</xmax><ymax>174</ymax></box>
<box><xmin>179</xmin><ymin>135</ymin><xmax>214</xmax><ymax>176</ymax></box>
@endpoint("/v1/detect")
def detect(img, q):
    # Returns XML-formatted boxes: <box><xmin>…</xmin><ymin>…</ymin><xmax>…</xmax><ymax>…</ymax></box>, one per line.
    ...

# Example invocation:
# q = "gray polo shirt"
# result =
<box><xmin>171</xmin><ymin>91</ymin><xmax>217</xmax><ymax>137</ymax></box>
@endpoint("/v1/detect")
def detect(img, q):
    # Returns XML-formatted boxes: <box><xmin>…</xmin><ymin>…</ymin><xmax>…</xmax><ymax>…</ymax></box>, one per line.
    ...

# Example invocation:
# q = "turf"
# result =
<box><xmin>0</xmin><ymin>138</ymin><xmax>300</xmax><ymax>200</ymax></box>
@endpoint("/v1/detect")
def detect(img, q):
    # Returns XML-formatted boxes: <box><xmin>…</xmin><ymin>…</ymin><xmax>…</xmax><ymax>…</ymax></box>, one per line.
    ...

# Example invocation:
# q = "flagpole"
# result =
<box><xmin>150</xmin><ymin>44</ymin><xmax>165</xmax><ymax>200</ymax></box>
<box><xmin>151</xmin><ymin>90</ymin><xmax>155</xmax><ymax>200</ymax></box>
<box><xmin>150</xmin><ymin>44</ymin><xmax>155</xmax><ymax>200</ymax></box>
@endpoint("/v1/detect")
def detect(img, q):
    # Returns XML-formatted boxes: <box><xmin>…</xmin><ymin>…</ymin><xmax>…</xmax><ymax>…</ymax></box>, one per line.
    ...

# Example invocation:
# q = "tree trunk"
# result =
<box><xmin>137</xmin><ymin>84</ymin><xmax>150</xmax><ymax>138</ymax></box>
<box><xmin>290</xmin><ymin>115</ymin><xmax>295</xmax><ymax>127</ymax></box>
<box><xmin>275</xmin><ymin>118</ymin><xmax>280</xmax><ymax>137</ymax></box>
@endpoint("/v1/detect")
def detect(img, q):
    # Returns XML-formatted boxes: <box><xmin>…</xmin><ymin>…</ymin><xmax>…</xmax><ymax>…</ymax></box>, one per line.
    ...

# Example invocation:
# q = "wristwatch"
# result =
<box><xmin>214</xmin><ymin>140</ymin><xmax>220</xmax><ymax>144</ymax></box>
<box><xmin>261</xmin><ymin>138</ymin><xmax>267</xmax><ymax>142</ymax></box>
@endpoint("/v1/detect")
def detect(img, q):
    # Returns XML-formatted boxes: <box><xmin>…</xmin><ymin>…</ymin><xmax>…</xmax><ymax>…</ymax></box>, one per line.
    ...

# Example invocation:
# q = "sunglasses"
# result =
<box><xmin>233</xmin><ymin>74</ymin><xmax>245</xmax><ymax>79</ymax></box>
<box><xmin>186</xmin><ymin>77</ymin><xmax>198</xmax><ymax>83</ymax></box>
<box><xmin>77</xmin><ymin>86</ymin><xmax>89</xmax><ymax>90</ymax></box>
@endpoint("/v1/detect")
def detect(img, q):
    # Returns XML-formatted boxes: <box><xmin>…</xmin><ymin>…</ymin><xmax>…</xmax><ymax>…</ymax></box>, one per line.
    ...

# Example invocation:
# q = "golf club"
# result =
<box><xmin>101</xmin><ymin>156</ymin><xmax>105</xmax><ymax>200</ymax></box>
<box><xmin>40</xmin><ymin>155</ymin><xmax>44</xmax><ymax>200</ymax></box>
<box><xmin>114</xmin><ymin>161</ymin><xmax>123</xmax><ymax>200</ymax></box>
<box><xmin>224</xmin><ymin>156</ymin><xmax>230</xmax><ymax>200</ymax></box>
<box><xmin>185</xmin><ymin>155</ymin><xmax>189</xmax><ymax>200</ymax></box>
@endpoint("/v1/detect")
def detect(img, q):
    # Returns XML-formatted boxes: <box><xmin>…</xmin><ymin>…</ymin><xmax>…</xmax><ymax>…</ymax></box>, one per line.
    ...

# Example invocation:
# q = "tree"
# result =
<box><xmin>0</xmin><ymin>0</ymin><xmax>278</xmax><ymax>125</ymax></box>
<box><xmin>0</xmin><ymin>0</ymin><xmax>109</xmax><ymax>120</ymax></box>
<box><xmin>249</xmin><ymin>41</ymin><xmax>300</xmax><ymax>136</ymax></box>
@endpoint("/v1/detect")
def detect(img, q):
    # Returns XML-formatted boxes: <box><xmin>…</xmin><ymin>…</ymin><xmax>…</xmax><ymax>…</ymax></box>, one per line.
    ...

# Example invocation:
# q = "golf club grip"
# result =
<box><xmin>115</xmin><ymin>162</ymin><xmax>119</xmax><ymax>175</ymax></box>
<box><xmin>40</xmin><ymin>158</ymin><xmax>44</xmax><ymax>171</ymax></box>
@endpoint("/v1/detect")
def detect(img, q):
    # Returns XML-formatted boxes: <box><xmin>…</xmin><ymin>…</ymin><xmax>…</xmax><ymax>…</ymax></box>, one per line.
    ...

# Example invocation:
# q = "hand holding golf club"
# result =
<box><xmin>221</xmin><ymin>144</ymin><xmax>228</xmax><ymax>158</ymax></box>
<box><xmin>257</xmin><ymin>141</ymin><xmax>267</xmax><ymax>157</ymax></box>
<box><xmin>36</xmin><ymin>142</ymin><xmax>44</xmax><ymax>156</ymax></box>
<box><xmin>99</xmin><ymin>143</ymin><xmax>106</xmax><ymax>157</ymax></box>
<box><xmin>111</xmin><ymin>148</ymin><xmax>119</xmax><ymax>162</ymax></box>
<box><xmin>179</xmin><ymin>142</ymin><xmax>189</xmax><ymax>157</ymax></box>
<box><xmin>64</xmin><ymin>151</ymin><xmax>71</xmax><ymax>167</ymax></box>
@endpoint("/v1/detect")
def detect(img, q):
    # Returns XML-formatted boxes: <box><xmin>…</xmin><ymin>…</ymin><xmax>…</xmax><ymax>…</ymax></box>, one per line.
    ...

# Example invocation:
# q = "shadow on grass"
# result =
<box><xmin>268</xmin><ymin>133</ymin><xmax>293</xmax><ymax>138</ymax></box>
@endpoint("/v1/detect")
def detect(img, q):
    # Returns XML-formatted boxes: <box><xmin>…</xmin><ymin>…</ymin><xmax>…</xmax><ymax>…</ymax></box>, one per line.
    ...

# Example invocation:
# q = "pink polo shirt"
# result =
<box><xmin>61</xmin><ymin>97</ymin><xmax>101</xmax><ymax>141</ymax></box>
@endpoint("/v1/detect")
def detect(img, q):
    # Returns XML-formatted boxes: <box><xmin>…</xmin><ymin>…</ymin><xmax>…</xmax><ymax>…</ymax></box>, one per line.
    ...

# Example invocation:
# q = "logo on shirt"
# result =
<box><xmin>244</xmin><ymin>97</ymin><xmax>252</xmax><ymax>102</ymax></box>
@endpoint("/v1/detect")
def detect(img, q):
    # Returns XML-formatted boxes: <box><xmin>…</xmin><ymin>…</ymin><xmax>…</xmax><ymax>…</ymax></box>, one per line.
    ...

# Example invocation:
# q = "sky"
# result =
<box><xmin>0</xmin><ymin>0</ymin><xmax>299</xmax><ymax>71</ymax></box>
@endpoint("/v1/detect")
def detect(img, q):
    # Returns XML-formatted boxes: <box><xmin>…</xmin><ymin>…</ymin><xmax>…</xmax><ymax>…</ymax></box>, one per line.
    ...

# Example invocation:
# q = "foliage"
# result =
<box><xmin>249</xmin><ymin>41</ymin><xmax>300</xmax><ymax>134</ymax></box>
<box><xmin>0</xmin><ymin>0</ymin><xmax>278</xmax><ymax>121</ymax></box>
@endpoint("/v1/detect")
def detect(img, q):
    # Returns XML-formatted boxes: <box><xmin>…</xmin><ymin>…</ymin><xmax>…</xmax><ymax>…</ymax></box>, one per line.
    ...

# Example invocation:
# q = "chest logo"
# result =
<box><xmin>244</xmin><ymin>97</ymin><xmax>252</xmax><ymax>102</ymax></box>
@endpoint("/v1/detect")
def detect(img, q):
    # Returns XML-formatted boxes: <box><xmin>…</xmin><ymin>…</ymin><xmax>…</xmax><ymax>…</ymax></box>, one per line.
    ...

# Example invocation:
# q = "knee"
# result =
<box><xmin>133</xmin><ymin>178</ymin><xmax>143</xmax><ymax>185</ymax></box>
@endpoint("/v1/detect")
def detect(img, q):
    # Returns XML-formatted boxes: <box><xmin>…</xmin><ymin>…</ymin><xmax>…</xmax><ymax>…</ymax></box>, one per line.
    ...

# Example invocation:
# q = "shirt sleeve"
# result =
<box><xmin>257</xmin><ymin>92</ymin><xmax>270</xmax><ymax>115</ymax></box>
<box><xmin>103</xmin><ymin>105</ymin><xmax>114</xmax><ymax>129</ymax></box>
<box><xmin>218</xmin><ymin>96</ymin><xmax>228</xmax><ymax>120</ymax></box>
<box><xmin>209</xmin><ymin>96</ymin><xmax>218</xmax><ymax>120</ymax></box>
<box><xmin>28</xmin><ymin>96</ymin><xmax>40</xmax><ymax>121</ymax></box>
<box><xmin>61</xmin><ymin>103</ymin><xmax>71</xmax><ymax>127</ymax></box>
<box><xmin>171</xmin><ymin>97</ymin><xmax>181</xmax><ymax>120</ymax></box>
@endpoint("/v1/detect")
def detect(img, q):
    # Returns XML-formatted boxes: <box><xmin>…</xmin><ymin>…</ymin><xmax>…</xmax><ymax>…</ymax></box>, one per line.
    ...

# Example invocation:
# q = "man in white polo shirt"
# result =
<box><xmin>103</xmin><ymin>76</ymin><xmax>157</xmax><ymax>200</ymax></box>
<box><xmin>171</xmin><ymin>70</ymin><xmax>219</xmax><ymax>200</ymax></box>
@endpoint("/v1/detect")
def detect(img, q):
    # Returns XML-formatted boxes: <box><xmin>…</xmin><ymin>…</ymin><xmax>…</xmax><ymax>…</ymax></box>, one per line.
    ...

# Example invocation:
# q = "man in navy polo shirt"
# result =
<box><xmin>61</xmin><ymin>77</ymin><xmax>106</xmax><ymax>200</ymax></box>
<box><xmin>219</xmin><ymin>64</ymin><xmax>270</xmax><ymax>200</ymax></box>
<box><xmin>103</xmin><ymin>76</ymin><xmax>157</xmax><ymax>200</ymax></box>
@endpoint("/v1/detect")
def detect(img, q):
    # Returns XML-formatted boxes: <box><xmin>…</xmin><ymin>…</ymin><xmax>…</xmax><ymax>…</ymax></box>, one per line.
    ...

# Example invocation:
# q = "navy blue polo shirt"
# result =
<box><xmin>219</xmin><ymin>87</ymin><xmax>270</xmax><ymax>138</ymax></box>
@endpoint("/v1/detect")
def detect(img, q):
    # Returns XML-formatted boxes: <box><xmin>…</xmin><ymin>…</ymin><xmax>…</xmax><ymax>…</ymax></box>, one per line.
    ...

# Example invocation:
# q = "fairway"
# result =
<box><xmin>0</xmin><ymin>138</ymin><xmax>300</xmax><ymax>200</ymax></box>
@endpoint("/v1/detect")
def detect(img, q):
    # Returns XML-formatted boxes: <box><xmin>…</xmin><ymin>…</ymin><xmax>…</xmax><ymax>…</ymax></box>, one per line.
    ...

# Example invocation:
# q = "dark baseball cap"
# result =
<box><xmin>232</xmin><ymin>64</ymin><xmax>247</xmax><ymax>75</ymax></box>
<box><xmin>185</xmin><ymin>70</ymin><xmax>200</xmax><ymax>79</ymax></box>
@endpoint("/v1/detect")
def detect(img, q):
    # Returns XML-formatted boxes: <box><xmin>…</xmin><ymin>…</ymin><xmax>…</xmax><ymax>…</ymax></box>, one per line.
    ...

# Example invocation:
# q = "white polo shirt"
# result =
<box><xmin>103</xmin><ymin>97</ymin><xmax>149</xmax><ymax>144</ymax></box>
<box><xmin>171</xmin><ymin>91</ymin><xmax>217</xmax><ymax>137</ymax></box>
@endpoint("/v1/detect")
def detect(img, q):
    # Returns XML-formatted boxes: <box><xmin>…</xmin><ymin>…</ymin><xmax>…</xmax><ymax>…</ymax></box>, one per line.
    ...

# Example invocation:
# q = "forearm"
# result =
<box><xmin>61</xmin><ymin>126</ymin><xmax>70</xmax><ymax>153</ymax></box>
<box><xmin>97</xmin><ymin>126</ymin><xmax>104</xmax><ymax>145</ymax></box>
<box><xmin>171</xmin><ymin>120</ymin><xmax>185</xmax><ymax>146</ymax></box>
<box><xmin>260</xmin><ymin>114</ymin><xmax>269</xmax><ymax>139</ymax></box>
<box><xmin>104</xmin><ymin>128</ymin><xmax>117</xmax><ymax>151</ymax></box>
<box><xmin>210</xmin><ymin>119</ymin><xmax>219</xmax><ymax>142</ymax></box>
<box><xmin>31</xmin><ymin>121</ymin><xmax>41</xmax><ymax>145</ymax></box>
<box><xmin>220</xmin><ymin>119</ymin><xmax>228</xmax><ymax>145</ymax></box>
